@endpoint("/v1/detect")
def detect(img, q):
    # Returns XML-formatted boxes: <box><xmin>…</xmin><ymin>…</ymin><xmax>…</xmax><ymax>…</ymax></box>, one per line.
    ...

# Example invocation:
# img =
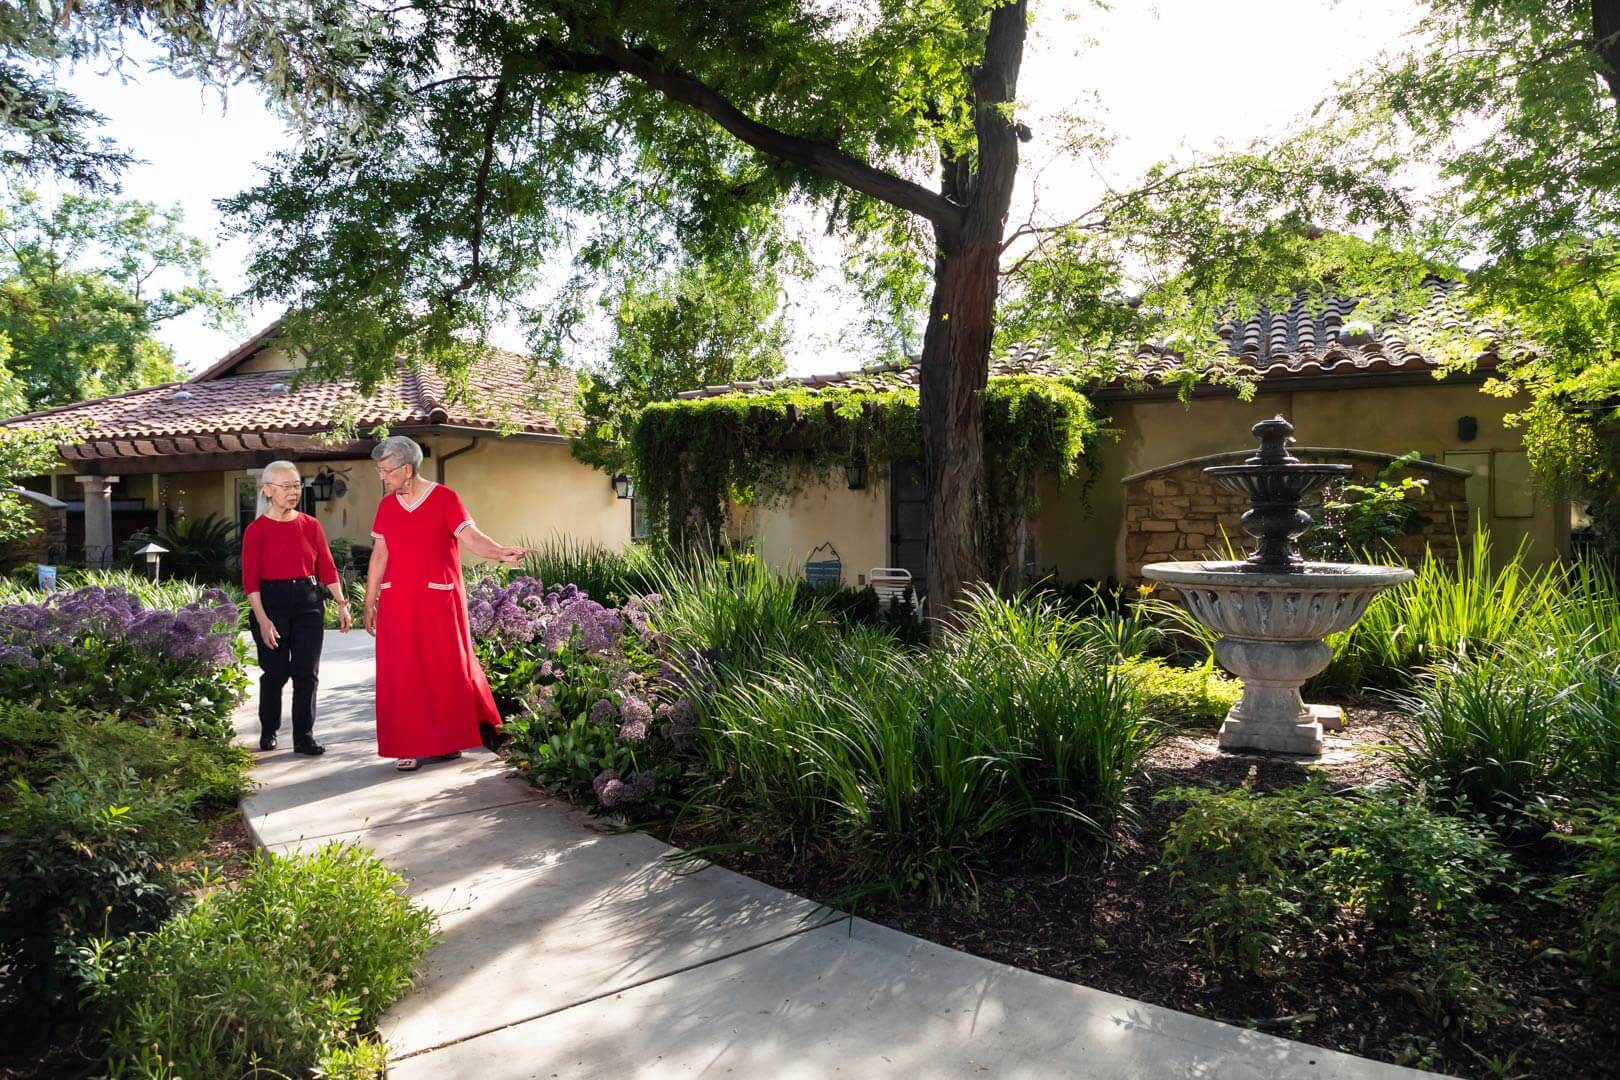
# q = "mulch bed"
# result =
<box><xmin>659</xmin><ymin>707</ymin><xmax>1620</xmax><ymax>1079</ymax></box>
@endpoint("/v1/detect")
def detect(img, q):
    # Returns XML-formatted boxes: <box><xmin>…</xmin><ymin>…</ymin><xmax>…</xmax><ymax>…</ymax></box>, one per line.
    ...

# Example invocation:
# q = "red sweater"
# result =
<box><xmin>241</xmin><ymin>512</ymin><xmax>340</xmax><ymax>594</ymax></box>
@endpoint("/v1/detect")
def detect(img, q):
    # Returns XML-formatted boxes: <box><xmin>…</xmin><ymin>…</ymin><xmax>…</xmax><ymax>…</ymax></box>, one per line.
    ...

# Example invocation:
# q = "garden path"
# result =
<box><xmin>236</xmin><ymin>631</ymin><xmax>1440</xmax><ymax>1079</ymax></box>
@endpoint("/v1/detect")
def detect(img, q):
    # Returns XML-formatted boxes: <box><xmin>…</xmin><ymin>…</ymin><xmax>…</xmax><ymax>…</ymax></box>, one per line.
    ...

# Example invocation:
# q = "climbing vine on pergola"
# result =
<box><xmin>629</xmin><ymin>375</ymin><xmax>1103</xmax><ymax>586</ymax></box>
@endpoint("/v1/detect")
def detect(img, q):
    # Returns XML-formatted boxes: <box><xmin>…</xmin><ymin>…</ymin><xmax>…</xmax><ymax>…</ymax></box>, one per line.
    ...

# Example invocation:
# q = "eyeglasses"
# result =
<box><xmin>375</xmin><ymin>462</ymin><xmax>409</xmax><ymax>479</ymax></box>
<box><xmin>263</xmin><ymin>481</ymin><xmax>303</xmax><ymax>492</ymax></box>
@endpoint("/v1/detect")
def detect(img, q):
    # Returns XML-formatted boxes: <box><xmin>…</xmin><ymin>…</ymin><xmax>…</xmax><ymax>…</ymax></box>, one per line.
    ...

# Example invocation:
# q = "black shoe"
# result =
<box><xmin>293</xmin><ymin>740</ymin><xmax>326</xmax><ymax>756</ymax></box>
<box><xmin>259</xmin><ymin>734</ymin><xmax>278</xmax><ymax>751</ymax></box>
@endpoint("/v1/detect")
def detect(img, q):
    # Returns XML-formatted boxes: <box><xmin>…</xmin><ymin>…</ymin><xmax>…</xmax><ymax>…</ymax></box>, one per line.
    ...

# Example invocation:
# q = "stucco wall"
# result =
<box><xmin>231</xmin><ymin>347</ymin><xmax>303</xmax><ymax>375</ymax></box>
<box><xmin>747</xmin><ymin>469</ymin><xmax>891</xmax><ymax>588</ymax></box>
<box><xmin>419</xmin><ymin>437</ymin><xmax>631</xmax><ymax>556</ymax></box>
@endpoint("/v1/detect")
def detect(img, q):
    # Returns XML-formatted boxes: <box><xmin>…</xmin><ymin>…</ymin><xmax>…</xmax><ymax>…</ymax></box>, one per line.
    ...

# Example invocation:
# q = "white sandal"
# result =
<box><xmin>396</xmin><ymin>758</ymin><xmax>420</xmax><ymax>772</ymax></box>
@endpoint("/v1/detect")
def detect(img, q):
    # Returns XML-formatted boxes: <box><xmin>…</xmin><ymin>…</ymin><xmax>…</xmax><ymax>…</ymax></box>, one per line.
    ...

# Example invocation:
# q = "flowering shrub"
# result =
<box><xmin>470</xmin><ymin>576</ymin><xmax>694</xmax><ymax>813</ymax></box>
<box><xmin>0</xmin><ymin>586</ymin><xmax>247</xmax><ymax>736</ymax></box>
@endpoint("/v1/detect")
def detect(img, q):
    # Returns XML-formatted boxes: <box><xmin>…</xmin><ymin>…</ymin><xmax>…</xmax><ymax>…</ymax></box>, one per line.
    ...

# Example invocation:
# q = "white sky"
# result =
<box><xmin>52</xmin><ymin>0</ymin><xmax>1416</xmax><ymax>377</ymax></box>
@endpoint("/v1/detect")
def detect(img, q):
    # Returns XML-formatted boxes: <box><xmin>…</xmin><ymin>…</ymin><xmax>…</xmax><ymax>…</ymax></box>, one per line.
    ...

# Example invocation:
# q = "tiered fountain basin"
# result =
<box><xmin>1142</xmin><ymin>560</ymin><xmax>1413</xmax><ymax>755</ymax></box>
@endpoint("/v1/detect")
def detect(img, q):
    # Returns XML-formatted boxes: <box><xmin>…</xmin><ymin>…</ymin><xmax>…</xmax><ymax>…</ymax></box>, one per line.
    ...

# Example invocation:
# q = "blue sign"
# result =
<box><xmin>36</xmin><ymin>564</ymin><xmax>58</xmax><ymax>592</ymax></box>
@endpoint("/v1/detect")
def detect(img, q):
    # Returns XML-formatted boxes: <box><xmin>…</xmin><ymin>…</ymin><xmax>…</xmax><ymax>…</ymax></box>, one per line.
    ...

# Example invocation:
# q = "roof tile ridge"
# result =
<box><xmin>1</xmin><ymin>379</ymin><xmax>187</xmax><ymax>426</ymax></box>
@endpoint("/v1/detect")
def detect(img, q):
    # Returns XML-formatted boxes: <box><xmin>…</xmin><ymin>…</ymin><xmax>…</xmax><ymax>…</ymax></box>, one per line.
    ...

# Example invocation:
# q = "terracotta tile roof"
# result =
<box><xmin>4</xmin><ymin>346</ymin><xmax>580</xmax><ymax>461</ymax></box>
<box><xmin>678</xmin><ymin>281</ymin><xmax>1498</xmax><ymax>400</ymax></box>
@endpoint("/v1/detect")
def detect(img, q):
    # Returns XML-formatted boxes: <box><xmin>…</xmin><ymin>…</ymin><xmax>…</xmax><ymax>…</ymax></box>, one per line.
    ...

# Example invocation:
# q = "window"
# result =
<box><xmin>630</xmin><ymin>491</ymin><xmax>650</xmax><ymax>543</ymax></box>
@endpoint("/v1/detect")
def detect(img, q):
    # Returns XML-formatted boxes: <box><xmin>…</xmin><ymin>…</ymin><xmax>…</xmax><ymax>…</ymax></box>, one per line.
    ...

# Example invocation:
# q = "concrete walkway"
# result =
<box><xmin>236</xmin><ymin>631</ymin><xmax>1438</xmax><ymax>1079</ymax></box>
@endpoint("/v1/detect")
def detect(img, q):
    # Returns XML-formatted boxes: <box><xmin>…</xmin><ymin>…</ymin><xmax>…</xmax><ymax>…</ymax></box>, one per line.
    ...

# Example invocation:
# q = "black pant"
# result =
<box><xmin>251</xmin><ymin>577</ymin><xmax>326</xmax><ymax>744</ymax></box>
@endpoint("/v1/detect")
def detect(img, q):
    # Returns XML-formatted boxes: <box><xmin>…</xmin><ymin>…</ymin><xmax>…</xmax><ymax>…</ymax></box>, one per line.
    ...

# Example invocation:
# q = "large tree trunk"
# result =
<box><xmin>918</xmin><ymin>0</ymin><xmax>1028</xmax><ymax>621</ymax></box>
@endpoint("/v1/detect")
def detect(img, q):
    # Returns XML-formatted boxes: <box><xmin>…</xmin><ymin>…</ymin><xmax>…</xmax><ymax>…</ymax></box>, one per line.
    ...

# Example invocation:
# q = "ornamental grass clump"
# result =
<box><xmin>686</xmin><ymin>587</ymin><xmax>1157</xmax><ymax>904</ymax></box>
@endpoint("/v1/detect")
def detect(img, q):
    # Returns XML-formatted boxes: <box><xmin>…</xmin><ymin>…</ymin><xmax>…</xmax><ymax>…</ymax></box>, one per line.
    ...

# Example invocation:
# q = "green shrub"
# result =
<box><xmin>1119</xmin><ymin>657</ymin><xmax>1241</xmax><ymax>727</ymax></box>
<box><xmin>1160</xmin><ymin>783</ymin><xmax>1505</xmax><ymax>977</ymax></box>
<box><xmin>0</xmin><ymin>765</ymin><xmax>199</xmax><ymax>1022</ymax></box>
<box><xmin>0</xmin><ymin>701</ymin><xmax>253</xmax><ymax>808</ymax></box>
<box><xmin>315</xmin><ymin>1037</ymin><xmax>389</xmax><ymax>1080</ymax></box>
<box><xmin>94</xmin><ymin>844</ymin><xmax>436</xmax><ymax>1079</ymax></box>
<box><xmin>1159</xmin><ymin>783</ymin><xmax>1311</xmax><ymax>971</ymax></box>
<box><xmin>1569</xmin><ymin>802</ymin><xmax>1620</xmax><ymax>983</ymax></box>
<box><xmin>1566</xmin><ymin>662</ymin><xmax>1620</xmax><ymax>795</ymax></box>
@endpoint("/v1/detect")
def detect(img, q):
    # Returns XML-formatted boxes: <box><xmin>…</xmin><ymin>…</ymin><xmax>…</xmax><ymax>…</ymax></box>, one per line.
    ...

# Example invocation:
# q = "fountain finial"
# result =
<box><xmin>1248</xmin><ymin>416</ymin><xmax>1299</xmax><ymax>466</ymax></box>
<box><xmin>1204</xmin><ymin>415</ymin><xmax>1351</xmax><ymax>573</ymax></box>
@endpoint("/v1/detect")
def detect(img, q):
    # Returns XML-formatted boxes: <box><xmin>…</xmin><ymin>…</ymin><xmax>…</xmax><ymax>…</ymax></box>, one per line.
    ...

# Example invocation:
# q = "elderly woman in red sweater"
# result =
<box><xmin>241</xmin><ymin>460</ymin><xmax>351</xmax><ymax>755</ymax></box>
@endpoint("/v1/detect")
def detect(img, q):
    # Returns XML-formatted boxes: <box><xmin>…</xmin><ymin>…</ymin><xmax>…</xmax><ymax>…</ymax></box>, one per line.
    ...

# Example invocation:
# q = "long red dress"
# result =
<box><xmin>369</xmin><ymin>482</ymin><xmax>501</xmax><ymax>758</ymax></box>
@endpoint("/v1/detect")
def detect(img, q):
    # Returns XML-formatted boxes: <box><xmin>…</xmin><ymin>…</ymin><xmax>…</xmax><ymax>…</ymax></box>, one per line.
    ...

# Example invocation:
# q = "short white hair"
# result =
<box><xmin>372</xmin><ymin>436</ymin><xmax>424</xmax><ymax>472</ymax></box>
<box><xmin>261</xmin><ymin>460</ymin><xmax>300</xmax><ymax>484</ymax></box>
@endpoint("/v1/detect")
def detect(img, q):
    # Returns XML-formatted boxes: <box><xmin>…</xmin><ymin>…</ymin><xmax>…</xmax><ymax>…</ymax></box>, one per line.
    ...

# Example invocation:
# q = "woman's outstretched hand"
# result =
<box><xmin>495</xmin><ymin>545</ymin><xmax>527</xmax><ymax>566</ymax></box>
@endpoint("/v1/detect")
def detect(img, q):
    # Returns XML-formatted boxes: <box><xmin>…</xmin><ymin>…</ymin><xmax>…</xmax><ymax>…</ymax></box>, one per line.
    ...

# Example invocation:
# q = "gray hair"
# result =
<box><xmin>260</xmin><ymin>460</ymin><xmax>300</xmax><ymax>484</ymax></box>
<box><xmin>372</xmin><ymin>436</ymin><xmax>424</xmax><ymax>474</ymax></box>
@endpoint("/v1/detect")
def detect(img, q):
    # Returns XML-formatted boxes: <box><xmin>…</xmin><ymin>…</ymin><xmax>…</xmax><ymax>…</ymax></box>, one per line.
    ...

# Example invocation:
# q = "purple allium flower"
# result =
<box><xmin>619</xmin><ymin>695</ymin><xmax>652</xmax><ymax>727</ymax></box>
<box><xmin>589</xmin><ymin>698</ymin><xmax>617</xmax><ymax>725</ymax></box>
<box><xmin>618</xmin><ymin>717</ymin><xmax>648</xmax><ymax>743</ymax></box>
<box><xmin>0</xmin><ymin>644</ymin><xmax>38</xmax><ymax>668</ymax></box>
<box><xmin>593</xmin><ymin>768</ymin><xmax>655</xmax><ymax>808</ymax></box>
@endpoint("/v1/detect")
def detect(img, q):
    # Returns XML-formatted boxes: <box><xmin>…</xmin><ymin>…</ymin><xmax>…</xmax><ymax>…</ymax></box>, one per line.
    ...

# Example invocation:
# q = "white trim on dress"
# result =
<box><xmin>370</xmin><ymin>531</ymin><xmax>385</xmax><ymax>541</ymax></box>
<box><xmin>453</xmin><ymin>518</ymin><xmax>475</xmax><ymax>537</ymax></box>
<box><xmin>426</xmin><ymin>582</ymin><xmax>456</xmax><ymax>591</ymax></box>
<box><xmin>395</xmin><ymin>481</ymin><xmax>437</xmax><ymax>513</ymax></box>
<box><xmin>379</xmin><ymin>582</ymin><xmax>392</xmax><ymax>591</ymax></box>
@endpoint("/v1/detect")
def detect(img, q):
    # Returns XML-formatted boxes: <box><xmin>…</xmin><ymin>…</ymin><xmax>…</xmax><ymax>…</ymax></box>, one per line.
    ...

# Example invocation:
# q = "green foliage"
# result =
<box><xmin>1118</xmin><ymin>657</ymin><xmax>1241</xmax><ymax>728</ymax></box>
<box><xmin>0</xmin><ymin>187</ymin><xmax>235</xmax><ymax>410</ymax></box>
<box><xmin>1567</xmin><ymin>800</ymin><xmax>1620</xmax><ymax>983</ymax></box>
<box><xmin>92</xmin><ymin>844</ymin><xmax>436</xmax><ymax>1079</ymax></box>
<box><xmin>1329</xmin><ymin>2</ymin><xmax>1620</xmax><ymax>554</ymax></box>
<box><xmin>1160</xmin><ymin>782</ymin><xmax>1506</xmax><ymax>982</ymax></box>
<box><xmin>631</xmin><ymin>374</ymin><xmax>1100</xmax><ymax>547</ymax></box>
<box><xmin>0</xmin><ymin>567</ymin><xmax>247</xmax><ymax>612</ymax></box>
<box><xmin>517</xmin><ymin>536</ymin><xmax>658</xmax><ymax>608</ymax></box>
<box><xmin>0</xmin><ymin>424</ymin><xmax>60</xmax><ymax>542</ymax></box>
<box><xmin>0</xmin><ymin>762</ymin><xmax>200</xmax><ymax>1022</ymax></box>
<box><xmin>1315</xmin><ymin>527</ymin><xmax>1552</xmax><ymax>692</ymax></box>
<box><xmin>314</xmin><ymin>1037</ymin><xmax>388</xmax><ymax>1080</ymax></box>
<box><xmin>0</xmin><ymin>695</ymin><xmax>253</xmax><ymax>1029</ymax></box>
<box><xmin>556</xmin><ymin>253</ymin><xmax>791</xmax><ymax>475</ymax></box>
<box><xmin>1306</xmin><ymin>452</ymin><xmax>1430</xmax><ymax>562</ymax></box>
<box><xmin>124</xmin><ymin>512</ymin><xmax>240</xmax><ymax>584</ymax></box>
<box><xmin>687</xmin><ymin>586</ymin><xmax>1158</xmax><ymax>905</ymax></box>
<box><xmin>1388</xmin><ymin>649</ymin><xmax>1570</xmax><ymax>819</ymax></box>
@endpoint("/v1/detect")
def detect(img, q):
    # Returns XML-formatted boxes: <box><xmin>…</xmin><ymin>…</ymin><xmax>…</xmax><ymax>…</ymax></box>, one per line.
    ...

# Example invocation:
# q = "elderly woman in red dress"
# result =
<box><xmin>362</xmin><ymin>436</ymin><xmax>525</xmax><ymax>772</ymax></box>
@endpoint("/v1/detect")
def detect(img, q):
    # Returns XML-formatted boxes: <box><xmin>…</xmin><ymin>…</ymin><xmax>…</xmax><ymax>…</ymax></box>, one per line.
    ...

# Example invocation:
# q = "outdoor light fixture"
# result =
<box><xmin>310</xmin><ymin>467</ymin><xmax>336</xmax><ymax>502</ymax></box>
<box><xmin>612</xmin><ymin>473</ymin><xmax>634</xmax><ymax>500</ymax></box>
<box><xmin>136</xmin><ymin>542</ymin><xmax>168</xmax><ymax>582</ymax></box>
<box><xmin>1457</xmin><ymin>416</ymin><xmax>1478</xmax><ymax>442</ymax></box>
<box><xmin>844</xmin><ymin>455</ymin><xmax>868</xmax><ymax>491</ymax></box>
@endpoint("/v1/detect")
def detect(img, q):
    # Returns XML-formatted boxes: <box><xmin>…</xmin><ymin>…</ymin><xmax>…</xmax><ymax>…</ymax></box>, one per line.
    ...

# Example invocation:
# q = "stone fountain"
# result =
<box><xmin>1141</xmin><ymin>417</ymin><xmax>1415</xmax><ymax>756</ymax></box>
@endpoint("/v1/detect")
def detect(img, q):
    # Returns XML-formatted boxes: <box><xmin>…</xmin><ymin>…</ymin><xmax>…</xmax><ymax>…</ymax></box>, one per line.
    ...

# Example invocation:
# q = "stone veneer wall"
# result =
<box><xmin>1123</xmin><ymin>449</ymin><xmax>1471</xmax><ymax>582</ymax></box>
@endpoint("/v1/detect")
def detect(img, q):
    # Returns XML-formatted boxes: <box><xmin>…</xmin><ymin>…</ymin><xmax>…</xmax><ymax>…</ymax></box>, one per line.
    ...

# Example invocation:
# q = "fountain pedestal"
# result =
<box><xmin>1139</xmin><ymin>417</ymin><xmax>1414</xmax><ymax>757</ymax></box>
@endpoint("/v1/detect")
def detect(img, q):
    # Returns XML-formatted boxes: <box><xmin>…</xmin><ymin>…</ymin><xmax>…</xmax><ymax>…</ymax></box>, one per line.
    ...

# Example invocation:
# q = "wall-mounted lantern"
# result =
<box><xmin>612</xmin><ymin>473</ymin><xmax>634</xmax><ymax>500</ymax></box>
<box><xmin>309</xmin><ymin>467</ymin><xmax>337</xmax><ymax>502</ymax></box>
<box><xmin>844</xmin><ymin>454</ymin><xmax>868</xmax><ymax>491</ymax></box>
<box><xmin>1457</xmin><ymin>416</ymin><xmax>1478</xmax><ymax>442</ymax></box>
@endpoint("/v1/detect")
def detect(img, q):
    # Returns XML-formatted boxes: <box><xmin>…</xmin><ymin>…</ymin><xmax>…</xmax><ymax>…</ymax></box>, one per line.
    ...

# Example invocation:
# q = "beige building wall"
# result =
<box><xmin>418</xmin><ymin>436</ymin><xmax>630</xmax><ymax>557</ymax></box>
<box><xmin>231</xmin><ymin>347</ymin><xmax>304</xmax><ymax>375</ymax></box>
<box><xmin>747</xmin><ymin>469</ymin><xmax>891</xmax><ymax>588</ymax></box>
<box><xmin>1047</xmin><ymin>382</ymin><xmax>1564</xmax><ymax>581</ymax></box>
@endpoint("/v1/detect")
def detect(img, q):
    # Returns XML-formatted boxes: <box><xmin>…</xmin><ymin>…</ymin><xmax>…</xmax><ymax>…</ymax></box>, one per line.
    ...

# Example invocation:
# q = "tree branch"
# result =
<box><xmin>515</xmin><ymin>36</ymin><xmax>965</xmax><ymax>231</ymax></box>
<box><xmin>446</xmin><ymin>71</ymin><xmax>510</xmax><ymax>299</ymax></box>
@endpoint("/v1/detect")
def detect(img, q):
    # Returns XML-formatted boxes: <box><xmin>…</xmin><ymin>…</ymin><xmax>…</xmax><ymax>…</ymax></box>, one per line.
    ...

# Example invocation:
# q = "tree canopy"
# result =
<box><xmin>0</xmin><ymin>188</ymin><xmax>233</xmax><ymax>412</ymax></box>
<box><xmin>560</xmin><ymin>252</ymin><xmax>789</xmax><ymax>476</ymax></box>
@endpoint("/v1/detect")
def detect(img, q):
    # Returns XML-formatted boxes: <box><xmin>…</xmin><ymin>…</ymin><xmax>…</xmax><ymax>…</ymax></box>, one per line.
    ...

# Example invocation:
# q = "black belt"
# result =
<box><xmin>262</xmin><ymin>575</ymin><xmax>320</xmax><ymax>586</ymax></box>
